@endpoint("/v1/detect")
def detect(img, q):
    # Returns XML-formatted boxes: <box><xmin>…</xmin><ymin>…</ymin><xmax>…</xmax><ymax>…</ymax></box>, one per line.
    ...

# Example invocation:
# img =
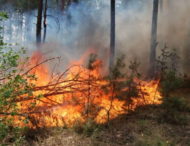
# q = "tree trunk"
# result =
<box><xmin>36</xmin><ymin>0</ymin><xmax>43</xmax><ymax>45</ymax></box>
<box><xmin>149</xmin><ymin>0</ymin><xmax>159</xmax><ymax>78</ymax></box>
<box><xmin>43</xmin><ymin>0</ymin><xmax>47</xmax><ymax>43</ymax></box>
<box><xmin>110</xmin><ymin>0</ymin><xmax>115</xmax><ymax>70</ymax></box>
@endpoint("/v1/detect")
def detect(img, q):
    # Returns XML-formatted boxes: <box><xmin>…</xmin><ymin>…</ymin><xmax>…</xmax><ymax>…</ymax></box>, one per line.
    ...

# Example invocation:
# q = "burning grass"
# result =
<box><xmin>0</xmin><ymin>50</ymin><xmax>162</xmax><ymax>128</ymax></box>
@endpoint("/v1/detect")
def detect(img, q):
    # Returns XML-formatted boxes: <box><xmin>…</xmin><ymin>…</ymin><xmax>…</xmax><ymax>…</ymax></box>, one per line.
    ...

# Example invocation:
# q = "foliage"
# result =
<box><xmin>109</xmin><ymin>56</ymin><xmax>141</xmax><ymax>105</ymax></box>
<box><xmin>85</xmin><ymin>55</ymin><xmax>142</xmax><ymax>125</ymax></box>
<box><xmin>73</xmin><ymin>119</ymin><xmax>100</xmax><ymax>137</ymax></box>
<box><xmin>0</xmin><ymin>123</ymin><xmax>26</xmax><ymax>145</ymax></box>
<box><xmin>156</xmin><ymin>46</ymin><xmax>183</xmax><ymax>96</ymax></box>
<box><xmin>0</xmin><ymin>46</ymin><xmax>36</xmax><ymax>122</ymax></box>
<box><xmin>0</xmin><ymin>12</ymin><xmax>38</xmax><ymax>145</ymax></box>
<box><xmin>162</xmin><ymin>97</ymin><xmax>190</xmax><ymax>112</ymax></box>
<box><xmin>0</xmin><ymin>0</ymin><xmax>38</xmax><ymax>11</ymax></box>
<box><xmin>160</xmin><ymin>97</ymin><xmax>190</xmax><ymax>125</ymax></box>
<box><xmin>0</xmin><ymin>12</ymin><xmax>8</xmax><ymax>20</ymax></box>
<box><xmin>160</xmin><ymin>71</ymin><xmax>183</xmax><ymax>97</ymax></box>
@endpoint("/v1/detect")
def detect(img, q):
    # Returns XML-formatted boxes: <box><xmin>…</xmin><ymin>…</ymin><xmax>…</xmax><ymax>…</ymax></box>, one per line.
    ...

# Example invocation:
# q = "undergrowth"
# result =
<box><xmin>160</xmin><ymin>96</ymin><xmax>190</xmax><ymax>125</ymax></box>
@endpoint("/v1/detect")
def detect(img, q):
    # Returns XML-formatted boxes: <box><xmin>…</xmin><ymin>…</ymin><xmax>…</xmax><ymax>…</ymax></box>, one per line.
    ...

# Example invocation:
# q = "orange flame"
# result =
<box><xmin>14</xmin><ymin>51</ymin><xmax>162</xmax><ymax>128</ymax></box>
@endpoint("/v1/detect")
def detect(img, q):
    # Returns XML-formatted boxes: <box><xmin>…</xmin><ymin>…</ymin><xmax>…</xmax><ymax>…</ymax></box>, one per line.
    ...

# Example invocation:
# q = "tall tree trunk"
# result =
<box><xmin>43</xmin><ymin>0</ymin><xmax>47</xmax><ymax>43</ymax></box>
<box><xmin>149</xmin><ymin>0</ymin><xmax>159</xmax><ymax>78</ymax></box>
<box><xmin>110</xmin><ymin>0</ymin><xmax>115</xmax><ymax>70</ymax></box>
<box><xmin>36</xmin><ymin>0</ymin><xmax>43</xmax><ymax>45</ymax></box>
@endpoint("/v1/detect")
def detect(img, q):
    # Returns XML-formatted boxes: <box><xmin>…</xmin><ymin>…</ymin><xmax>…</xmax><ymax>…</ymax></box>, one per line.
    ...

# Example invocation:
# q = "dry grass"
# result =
<box><xmin>23</xmin><ymin>104</ymin><xmax>189</xmax><ymax>146</ymax></box>
<box><xmin>15</xmin><ymin>89</ymin><xmax>190</xmax><ymax>146</ymax></box>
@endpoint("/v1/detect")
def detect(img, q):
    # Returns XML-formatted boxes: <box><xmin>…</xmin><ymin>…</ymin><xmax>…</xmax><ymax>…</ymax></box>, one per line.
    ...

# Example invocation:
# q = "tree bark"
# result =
<box><xmin>149</xmin><ymin>0</ymin><xmax>159</xmax><ymax>78</ymax></box>
<box><xmin>36</xmin><ymin>0</ymin><xmax>43</xmax><ymax>45</ymax></box>
<box><xmin>43</xmin><ymin>0</ymin><xmax>47</xmax><ymax>43</ymax></box>
<box><xmin>110</xmin><ymin>0</ymin><xmax>115</xmax><ymax>70</ymax></box>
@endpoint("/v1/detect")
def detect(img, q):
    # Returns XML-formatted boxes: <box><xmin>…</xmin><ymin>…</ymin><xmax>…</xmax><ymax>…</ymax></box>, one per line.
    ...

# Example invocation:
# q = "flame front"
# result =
<box><xmin>14</xmin><ymin>51</ymin><xmax>162</xmax><ymax>128</ymax></box>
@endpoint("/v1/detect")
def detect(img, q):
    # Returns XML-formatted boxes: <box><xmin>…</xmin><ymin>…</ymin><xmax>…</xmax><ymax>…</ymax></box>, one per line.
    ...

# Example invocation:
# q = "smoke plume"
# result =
<box><xmin>1</xmin><ymin>0</ymin><xmax>190</xmax><ymax>74</ymax></box>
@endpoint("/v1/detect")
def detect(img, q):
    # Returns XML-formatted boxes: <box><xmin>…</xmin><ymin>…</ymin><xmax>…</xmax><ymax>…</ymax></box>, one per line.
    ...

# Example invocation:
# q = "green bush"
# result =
<box><xmin>0</xmin><ymin>12</ymin><xmax>37</xmax><ymax>145</ymax></box>
<box><xmin>160</xmin><ymin>71</ymin><xmax>183</xmax><ymax>97</ymax></box>
<box><xmin>73</xmin><ymin>119</ymin><xmax>100</xmax><ymax>137</ymax></box>
<box><xmin>162</xmin><ymin>97</ymin><xmax>190</xmax><ymax>112</ymax></box>
<box><xmin>109</xmin><ymin>56</ymin><xmax>141</xmax><ymax>104</ymax></box>
<box><xmin>156</xmin><ymin>46</ymin><xmax>184</xmax><ymax>97</ymax></box>
<box><xmin>160</xmin><ymin>97</ymin><xmax>190</xmax><ymax>125</ymax></box>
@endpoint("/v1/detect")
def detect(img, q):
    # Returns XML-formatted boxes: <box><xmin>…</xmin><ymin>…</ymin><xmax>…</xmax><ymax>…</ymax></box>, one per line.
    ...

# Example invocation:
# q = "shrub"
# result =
<box><xmin>73</xmin><ymin>119</ymin><xmax>100</xmax><ymax>137</ymax></box>
<box><xmin>0</xmin><ymin>12</ymin><xmax>37</xmax><ymax>145</ymax></box>
<box><xmin>162</xmin><ymin>97</ymin><xmax>190</xmax><ymax>112</ymax></box>
<box><xmin>156</xmin><ymin>46</ymin><xmax>184</xmax><ymax>97</ymax></box>
<box><xmin>160</xmin><ymin>97</ymin><xmax>190</xmax><ymax>125</ymax></box>
<box><xmin>160</xmin><ymin>71</ymin><xmax>183</xmax><ymax>97</ymax></box>
<box><xmin>109</xmin><ymin>56</ymin><xmax>141</xmax><ymax>105</ymax></box>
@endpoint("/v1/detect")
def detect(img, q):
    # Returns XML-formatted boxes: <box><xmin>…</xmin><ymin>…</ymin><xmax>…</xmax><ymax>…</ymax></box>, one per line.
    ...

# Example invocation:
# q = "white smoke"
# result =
<box><xmin>1</xmin><ymin>0</ymin><xmax>190</xmax><ymax>73</ymax></box>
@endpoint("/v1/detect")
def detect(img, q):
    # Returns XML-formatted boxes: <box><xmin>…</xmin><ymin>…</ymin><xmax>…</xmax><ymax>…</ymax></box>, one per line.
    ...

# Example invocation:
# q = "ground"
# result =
<box><xmin>22</xmin><ymin>88</ymin><xmax>190</xmax><ymax>146</ymax></box>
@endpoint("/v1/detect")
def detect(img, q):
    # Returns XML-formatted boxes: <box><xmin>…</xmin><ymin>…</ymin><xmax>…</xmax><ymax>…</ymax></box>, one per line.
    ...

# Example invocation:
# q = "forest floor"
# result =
<box><xmin>23</xmin><ymin>88</ymin><xmax>190</xmax><ymax>146</ymax></box>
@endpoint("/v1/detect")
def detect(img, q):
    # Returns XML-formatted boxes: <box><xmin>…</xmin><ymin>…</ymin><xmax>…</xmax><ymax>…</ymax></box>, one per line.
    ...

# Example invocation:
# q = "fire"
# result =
<box><xmin>13</xmin><ymin>51</ymin><xmax>162</xmax><ymax>128</ymax></box>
